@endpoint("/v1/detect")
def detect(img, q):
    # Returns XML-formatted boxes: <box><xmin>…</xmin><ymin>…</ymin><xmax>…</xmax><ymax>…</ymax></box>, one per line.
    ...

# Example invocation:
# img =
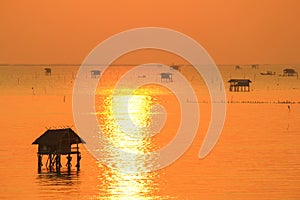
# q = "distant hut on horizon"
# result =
<box><xmin>90</xmin><ymin>70</ymin><xmax>101</xmax><ymax>78</ymax></box>
<box><xmin>44</xmin><ymin>68</ymin><xmax>52</xmax><ymax>76</ymax></box>
<box><xmin>160</xmin><ymin>73</ymin><xmax>173</xmax><ymax>82</ymax></box>
<box><xmin>282</xmin><ymin>68</ymin><xmax>298</xmax><ymax>78</ymax></box>
<box><xmin>228</xmin><ymin>79</ymin><xmax>252</xmax><ymax>92</ymax></box>
<box><xmin>252</xmin><ymin>64</ymin><xmax>259</xmax><ymax>69</ymax></box>
<box><xmin>32</xmin><ymin>128</ymin><xmax>85</xmax><ymax>174</ymax></box>
<box><xmin>235</xmin><ymin>65</ymin><xmax>241</xmax><ymax>70</ymax></box>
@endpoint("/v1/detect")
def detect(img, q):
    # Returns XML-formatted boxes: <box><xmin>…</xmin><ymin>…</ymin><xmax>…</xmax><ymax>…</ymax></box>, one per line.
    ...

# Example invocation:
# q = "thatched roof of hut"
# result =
<box><xmin>32</xmin><ymin>128</ymin><xmax>85</xmax><ymax>145</ymax></box>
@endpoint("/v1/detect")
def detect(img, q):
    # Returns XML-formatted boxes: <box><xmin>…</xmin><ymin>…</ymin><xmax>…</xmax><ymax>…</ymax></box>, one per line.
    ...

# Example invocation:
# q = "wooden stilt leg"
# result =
<box><xmin>49</xmin><ymin>154</ymin><xmax>53</xmax><ymax>172</ymax></box>
<box><xmin>38</xmin><ymin>154</ymin><xmax>42</xmax><ymax>173</ymax></box>
<box><xmin>56</xmin><ymin>154</ymin><xmax>61</xmax><ymax>174</ymax></box>
<box><xmin>76</xmin><ymin>153</ymin><xmax>81</xmax><ymax>171</ymax></box>
<box><xmin>67</xmin><ymin>154</ymin><xmax>72</xmax><ymax>174</ymax></box>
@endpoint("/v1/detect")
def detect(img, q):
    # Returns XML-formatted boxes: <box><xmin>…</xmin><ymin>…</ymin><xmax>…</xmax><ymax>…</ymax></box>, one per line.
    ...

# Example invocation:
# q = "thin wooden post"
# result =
<box><xmin>67</xmin><ymin>154</ymin><xmax>72</xmax><ymax>174</ymax></box>
<box><xmin>76</xmin><ymin>152</ymin><xmax>81</xmax><ymax>171</ymax></box>
<box><xmin>38</xmin><ymin>154</ymin><xmax>42</xmax><ymax>173</ymax></box>
<box><xmin>56</xmin><ymin>154</ymin><xmax>61</xmax><ymax>174</ymax></box>
<box><xmin>49</xmin><ymin>154</ymin><xmax>53</xmax><ymax>172</ymax></box>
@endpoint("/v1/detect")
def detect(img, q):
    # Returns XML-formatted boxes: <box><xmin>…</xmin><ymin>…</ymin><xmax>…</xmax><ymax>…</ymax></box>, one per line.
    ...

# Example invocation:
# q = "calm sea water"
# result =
<box><xmin>0</xmin><ymin>65</ymin><xmax>299</xmax><ymax>199</ymax></box>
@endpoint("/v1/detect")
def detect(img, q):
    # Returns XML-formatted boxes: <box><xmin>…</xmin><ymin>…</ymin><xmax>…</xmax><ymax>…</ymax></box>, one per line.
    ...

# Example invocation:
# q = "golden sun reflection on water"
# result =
<box><xmin>95</xmin><ymin>88</ymin><xmax>166</xmax><ymax>199</ymax></box>
<box><xmin>100</xmin><ymin>94</ymin><xmax>158</xmax><ymax>153</ymax></box>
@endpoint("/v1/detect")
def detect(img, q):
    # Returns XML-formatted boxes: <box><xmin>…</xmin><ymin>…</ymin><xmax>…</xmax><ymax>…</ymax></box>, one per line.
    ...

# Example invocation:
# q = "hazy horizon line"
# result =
<box><xmin>0</xmin><ymin>63</ymin><xmax>299</xmax><ymax>67</ymax></box>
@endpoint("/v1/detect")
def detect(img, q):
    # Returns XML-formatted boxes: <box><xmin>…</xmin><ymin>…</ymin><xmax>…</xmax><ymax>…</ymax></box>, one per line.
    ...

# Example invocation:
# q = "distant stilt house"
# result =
<box><xmin>252</xmin><ymin>64</ymin><xmax>259</xmax><ymax>69</ymax></box>
<box><xmin>228</xmin><ymin>79</ymin><xmax>252</xmax><ymax>92</ymax></box>
<box><xmin>90</xmin><ymin>70</ymin><xmax>101</xmax><ymax>78</ymax></box>
<box><xmin>235</xmin><ymin>65</ymin><xmax>241</xmax><ymax>70</ymax></box>
<box><xmin>170</xmin><ymin>65</ymin><xmax>180</xmax><ymax>71</ymax></box>
<box><xmin>44</xmin><ymin>68</ymin><xmax>52</xmax><ymax>76</ymax></box>
<box><xmin>32</xmin><ymin>128</ymin><xmax>85</xmax><ymax>174</ymax></box>
<box><xmin>282</xmin><ymin>68</ymin><xmax>298</xmax><ymax>77</ymax></box>
<box><xmin>160</xmin><ymin>73</ymin><xmax>173</xmax><ymax>82</ymax></box>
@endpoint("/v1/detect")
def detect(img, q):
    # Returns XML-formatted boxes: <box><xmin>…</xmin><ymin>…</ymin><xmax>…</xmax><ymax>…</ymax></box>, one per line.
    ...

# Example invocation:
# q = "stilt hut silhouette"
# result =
<box><xmin>282</xmin><ymin>68</ymin><xmax>298</xmax><ymax>77</ymax></box>
<box><xmin>32</xmin><ymin>128</ymin><xmax>85</xmax><ymax>174</ymax></box>
<box><xmin>44</xmin><ymin>68</ymin><xmax>52</xmax><ymax>76</ymax></box>
<box><xmin>160</xmin><ymin>73</ymin><xmax>173</xmax><ymax>82</ymax></box>
<box><xmin>90</xmin><ymin>70</ymin><xmax>101</xmax><ymax>78</ymax></box>
<box><xmin>252</xmin><ymin>64</ymin><xmax>259</xmax><ymax>69</ymax></box>
<box><xmin>228</xmin><ymin>79</ymin><xmax>252</xmax><ymax>92</ymax></box>
<box><xmin>235</xmin><ymin>65</ymin><xmax>241</xmax><ymax>70</ymax></box>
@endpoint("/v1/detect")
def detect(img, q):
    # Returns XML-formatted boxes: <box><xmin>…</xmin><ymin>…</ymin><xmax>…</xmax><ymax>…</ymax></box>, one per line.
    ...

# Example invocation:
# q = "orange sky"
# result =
<box><xmin>0</xmin><ymin>0</ymin><xmax>299</xmax><ymax>65</ymax></box>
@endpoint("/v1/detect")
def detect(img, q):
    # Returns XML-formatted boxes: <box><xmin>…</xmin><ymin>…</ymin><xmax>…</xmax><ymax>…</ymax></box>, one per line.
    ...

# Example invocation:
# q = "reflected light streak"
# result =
<box><xmin>95</xmin><ymin>87</ymin><xmax>164</xmax><ymax>199</ymax></box>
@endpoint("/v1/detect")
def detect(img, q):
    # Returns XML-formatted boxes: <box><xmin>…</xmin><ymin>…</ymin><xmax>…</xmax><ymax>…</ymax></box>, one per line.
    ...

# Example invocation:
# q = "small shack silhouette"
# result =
<box><xmin>282</xmin><ymin>68</ymin><xmax>298</xmax><ymax>77</ymax></box>
<box><xmin>160</xmin><ymin>73</ymin><xmax>173</xmax><ymax>82</ymax></box>
<box><xmin>44</xmin><ymin>68</ymin><xmax>52</xmax><ymax>76</ymax></box>
<box><xmin>32</xmin><ymin>128</ymin><xmax>85</xmax><ymax>174</ymax></box>
<box><xmin>90</xmin><ymin>70</ymin><xmax>101</xmax><ymax>78</ymax></box>
<box><xmin>235</xmin><ymin>65</ymin><xmax>241</xmax><ymax>70</ymax></box>
<box><xmin>228</xmin><ymin>79</ymin><xmax>252</xmax><ymax>92</ymax></box>
<box><xmin>252</xmin><ymin>64</ymin><xmax>259</xmax><ymax>69</ymax></box>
